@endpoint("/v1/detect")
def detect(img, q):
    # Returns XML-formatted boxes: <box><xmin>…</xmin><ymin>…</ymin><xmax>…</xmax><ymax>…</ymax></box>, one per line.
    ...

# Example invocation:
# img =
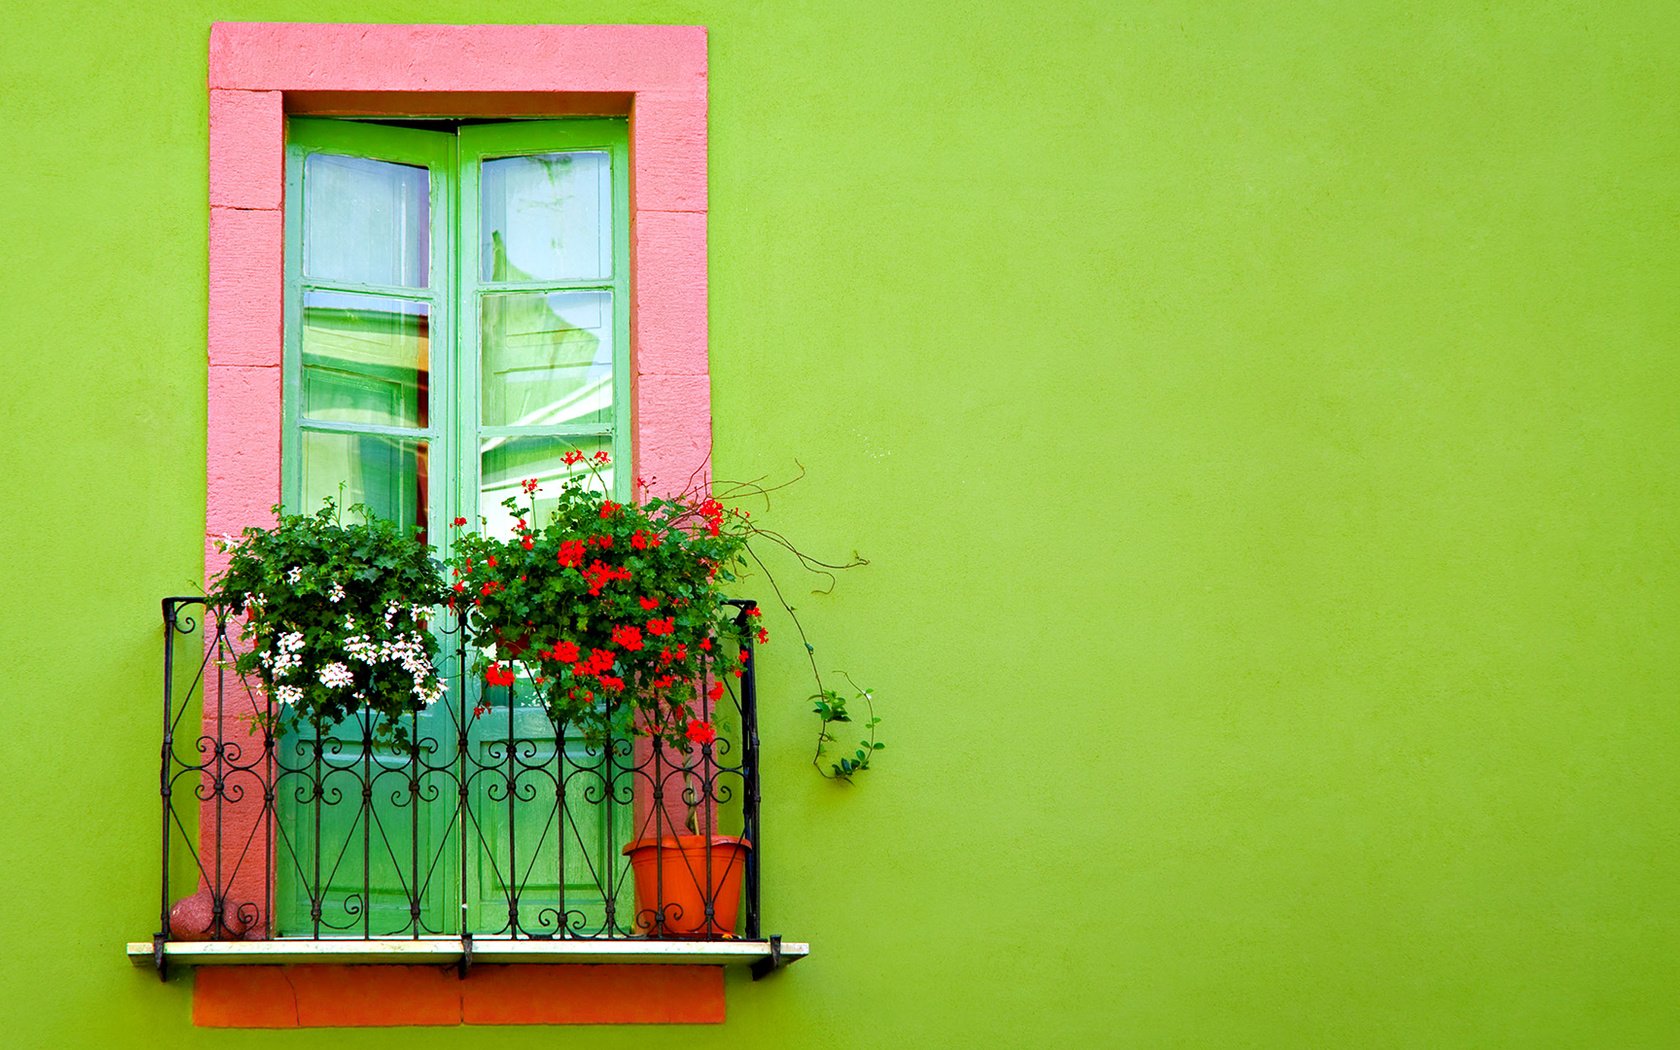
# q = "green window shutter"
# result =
<box><xmin>277</xmin><ymin>117</ymin><xmax>631</xmax><ymax>938</ymax></box>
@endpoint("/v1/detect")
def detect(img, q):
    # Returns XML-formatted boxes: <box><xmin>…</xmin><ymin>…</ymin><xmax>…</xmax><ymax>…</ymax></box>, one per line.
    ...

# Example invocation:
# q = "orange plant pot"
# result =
<box><xmin>622</xmin><ymin>835</ymin><xmax>752</xmax><ymax>938</ymax></box>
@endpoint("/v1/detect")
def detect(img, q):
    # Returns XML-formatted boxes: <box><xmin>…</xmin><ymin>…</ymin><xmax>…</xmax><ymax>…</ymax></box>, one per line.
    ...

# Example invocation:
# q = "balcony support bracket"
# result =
<box><xmin>750</xmin><ymin>935</ymin><xmax>786</xmax><ymax>981</ymax></box>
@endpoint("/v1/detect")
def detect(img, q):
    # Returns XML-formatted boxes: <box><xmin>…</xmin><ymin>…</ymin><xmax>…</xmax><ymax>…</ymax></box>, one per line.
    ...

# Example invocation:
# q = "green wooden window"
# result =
<box><xmin>277</xmin><ymin>118</ymin><xmax>632</xmax><ymax>937</ymax></box>
<box><xmin>284</xmin><ymin>118</ymin><xmax>631</xmax><ymax>538</ymax></box>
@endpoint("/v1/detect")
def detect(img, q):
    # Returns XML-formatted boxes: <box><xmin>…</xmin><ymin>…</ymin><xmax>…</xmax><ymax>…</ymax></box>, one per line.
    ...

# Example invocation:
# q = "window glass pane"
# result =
<box><xmin>480</xmin><ymin>152</ymin><xmax>610</xmax><ymax>283</ymax></box>
<box><xmin>479</xmin><ymin>435</ymin><xmax>612</xmax><ymax>539</ymax></box>
<box><xmin>300</xmin><ymin>292</ymin><xmax>429</xmax><ymax>429</ymax></box>
<box><xmin>300</xmin><ymin>431</ymin><xmax>429</xmax><ymax>538</ymax></box>
<box><xmin>305</xmin><ymin>153</ymin><xmax>429</xmax><ymax>288</ymax></box>
<box><xmin>480</xmin><ymin>291</ymin><xmax>612</xmax><ymax>428</ymax></box>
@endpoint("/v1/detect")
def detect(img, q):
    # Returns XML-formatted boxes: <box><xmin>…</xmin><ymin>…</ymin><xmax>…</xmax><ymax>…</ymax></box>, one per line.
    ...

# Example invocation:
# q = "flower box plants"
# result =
<box><xmin>446</xmin><ymin>451</ymin><xmax>758</xmax><ymax>750</ymax></box>
<box><xmin>210</xmin><ymin>498</ymin><xmax>450</xmax><ymax>747</ymax></box>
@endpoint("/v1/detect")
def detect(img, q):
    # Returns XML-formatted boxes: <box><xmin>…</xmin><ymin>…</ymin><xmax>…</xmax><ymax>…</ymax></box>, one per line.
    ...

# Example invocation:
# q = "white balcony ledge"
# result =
<box><xmin>127</xmin><ymin>936</ymin><xmax>808</xmax><ymax>979</ymax></box>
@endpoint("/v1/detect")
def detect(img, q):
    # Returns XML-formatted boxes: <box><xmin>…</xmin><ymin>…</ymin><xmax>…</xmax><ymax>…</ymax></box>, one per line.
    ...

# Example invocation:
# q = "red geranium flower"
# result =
<box><xmin>550</xmin><ymin>640</ymin><xmax>580</xmax><ymax>663</ymax></box>
<box><xmin>452</xmin><ymin>516</ymin><xmax>469</xmax><ymax>527</ymax></box>
<box><xmin>611</xmin><ymin>625</ymin><xmax>644</xmax><ymax>651</ymax></box>
<box><xmin>686</xmin><ymin>720</ymin><xmax>717</xmax><ymax>746</ymax></box>
<box><xmin>485</xmin><ymin>663</ymin><xmax>516</xmax><ymax>687</ymax></box>
<box><xmin>557</xmin><ymin>540</ymin><xmax>587</xmax><ymax>567</ymax></box>
<box><xmin>638</xmin><ymin>596</ymin><xmax>661</xmax><ymax>611</ymax></box>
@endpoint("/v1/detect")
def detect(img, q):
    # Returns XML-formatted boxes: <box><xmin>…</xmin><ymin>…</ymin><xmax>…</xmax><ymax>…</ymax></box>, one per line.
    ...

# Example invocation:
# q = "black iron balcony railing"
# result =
<box><xmin>150</xmin><ymin>595</ymin><xmax>775</xmax><ymax>974</ymax></box>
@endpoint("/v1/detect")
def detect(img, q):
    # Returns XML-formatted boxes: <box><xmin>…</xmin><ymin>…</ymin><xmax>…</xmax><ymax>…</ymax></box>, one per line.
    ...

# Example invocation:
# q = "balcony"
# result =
<box><xmin>128</xmin><ymin>597</ymin><xmax>805</xmax><ymax>979</ymax></box>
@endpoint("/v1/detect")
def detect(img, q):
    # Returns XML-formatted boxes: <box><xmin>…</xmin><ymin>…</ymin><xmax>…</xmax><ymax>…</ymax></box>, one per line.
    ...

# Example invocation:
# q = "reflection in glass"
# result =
<box><xmin>480</xmin><ymin>435</ymin><xmax>611</xmax><ymax>539</ymax></box>
<box><xmin>301</xmin><ymin>292</ymin><xmax>429</xmax><ymax>429</ymax></box>
<box><xmin>480</xmin><ymin>291</ymin><xmax>612</xmax><ymax>428</ymax></box>
<box><xmin>305</xmin><ymin>153</ymin><xmax>429</xmax><ymax>288</ymax></box>
<box><xmin>300</xmin><ymin>431</ymin><xmax>429</xmax><ymax>538</ymax></box>
<box><xmin>480</xmin><ymin>152</ymin><xmax>610</xmax><ymax>283</ymax></box>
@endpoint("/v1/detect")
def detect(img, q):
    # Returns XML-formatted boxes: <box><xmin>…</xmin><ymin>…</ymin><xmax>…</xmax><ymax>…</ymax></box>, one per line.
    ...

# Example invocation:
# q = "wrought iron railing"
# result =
<box><xmin>155</xmin><ymin>596</ymin><xmax>761</xmax><ymax>950</ymax></box>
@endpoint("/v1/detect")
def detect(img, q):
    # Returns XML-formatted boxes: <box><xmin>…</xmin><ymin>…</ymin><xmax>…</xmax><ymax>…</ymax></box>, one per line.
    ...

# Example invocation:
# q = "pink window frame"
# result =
<box><xmin>203</xmin><ymin>21</ymin><xmax>710</xmax><ymax>933</ymax></box>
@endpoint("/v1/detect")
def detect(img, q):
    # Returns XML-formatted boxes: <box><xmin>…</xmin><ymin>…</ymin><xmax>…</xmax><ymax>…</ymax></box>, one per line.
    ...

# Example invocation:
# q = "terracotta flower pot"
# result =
<box><xmin>622</xmin><ymin>834</ymin><xmax>751</xmax><ymax>938</ymax></box>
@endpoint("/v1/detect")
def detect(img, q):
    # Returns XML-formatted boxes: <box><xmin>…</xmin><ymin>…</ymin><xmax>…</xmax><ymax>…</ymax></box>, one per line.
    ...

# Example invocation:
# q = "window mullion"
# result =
<box><xmin>454</xmin><ymin>130</ymin><xmax>479</xmax><ymax>542</ymax></box>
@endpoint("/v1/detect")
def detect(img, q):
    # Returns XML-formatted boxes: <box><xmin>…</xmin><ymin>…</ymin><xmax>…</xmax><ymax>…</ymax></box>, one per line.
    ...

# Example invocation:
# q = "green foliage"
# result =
<box><xmin>812</xmin><ymin>677</ymin><xmax>884</xmax><ymax>780</ymax></box>
<box><xmin>209</xmin><ymin>497</ymin><xmax>449</xmax><ymax>746</ymax></box>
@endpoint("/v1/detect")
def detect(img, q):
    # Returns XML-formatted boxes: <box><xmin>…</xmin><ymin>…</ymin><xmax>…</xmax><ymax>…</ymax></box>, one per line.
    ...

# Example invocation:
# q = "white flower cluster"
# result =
<box><xmin>285</xmin><ymin>566</ymin><xmax>302</xmax><ymax>585</ymax></box>
<box><xmin>380</xmin><ymin>600</ymin><xmax>426</xmax><ymax>630</ymax></box>
<box><xmin>328</xmin><ymin>582</ymin><xmax>346</xmax><ymax>604</ymax></box>
<box><xmin>318</xmin><ymin>661</ymin><xmax>354</xmax><ymax>689</ymax></box>
<box><xmin>250</xmin><ymin>598</ymin><xmax>444</xmax><ymax>716</ymax></box>
<box><xmin>414</xmin><ymin>677</ymin><xmax>447</xmax><ymax>707</ymax></box>
<box><xmin>261</xmin><ymin>630</ymin><xmax>306</xmax><ymax>678</ymax></box>
<box><xmin>341</xmin><ymin>629</ymin><xmax>446</xmax><ymax>708</ymax></box>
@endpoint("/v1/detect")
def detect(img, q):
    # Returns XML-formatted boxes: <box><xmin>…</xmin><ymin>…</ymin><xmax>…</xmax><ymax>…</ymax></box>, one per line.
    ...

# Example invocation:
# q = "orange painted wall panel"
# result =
<box><xmin>193</xmin><ymin>965</ymin><xmax>725</xmax><ymax>1027</ymax></box>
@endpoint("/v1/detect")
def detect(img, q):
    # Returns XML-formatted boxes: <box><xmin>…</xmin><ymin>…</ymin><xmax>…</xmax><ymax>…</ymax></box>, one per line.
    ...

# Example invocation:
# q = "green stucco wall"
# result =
<box><xmin>2</xmin><ymin>2</ymin><xmax>1677</xmax><ymax>1045</ymax></box>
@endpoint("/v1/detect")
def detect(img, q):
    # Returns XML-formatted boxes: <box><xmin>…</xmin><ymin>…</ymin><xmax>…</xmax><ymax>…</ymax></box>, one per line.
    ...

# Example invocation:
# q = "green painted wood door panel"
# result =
<box><xmin>274</xmin><ymin>717</ymin><xmax>460</xmax><ymax>937</ymax></box>
<box><xmin>463</xmin><ymin>704</ymin><xmax>632</xmax><ymax>936</ymax></box>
